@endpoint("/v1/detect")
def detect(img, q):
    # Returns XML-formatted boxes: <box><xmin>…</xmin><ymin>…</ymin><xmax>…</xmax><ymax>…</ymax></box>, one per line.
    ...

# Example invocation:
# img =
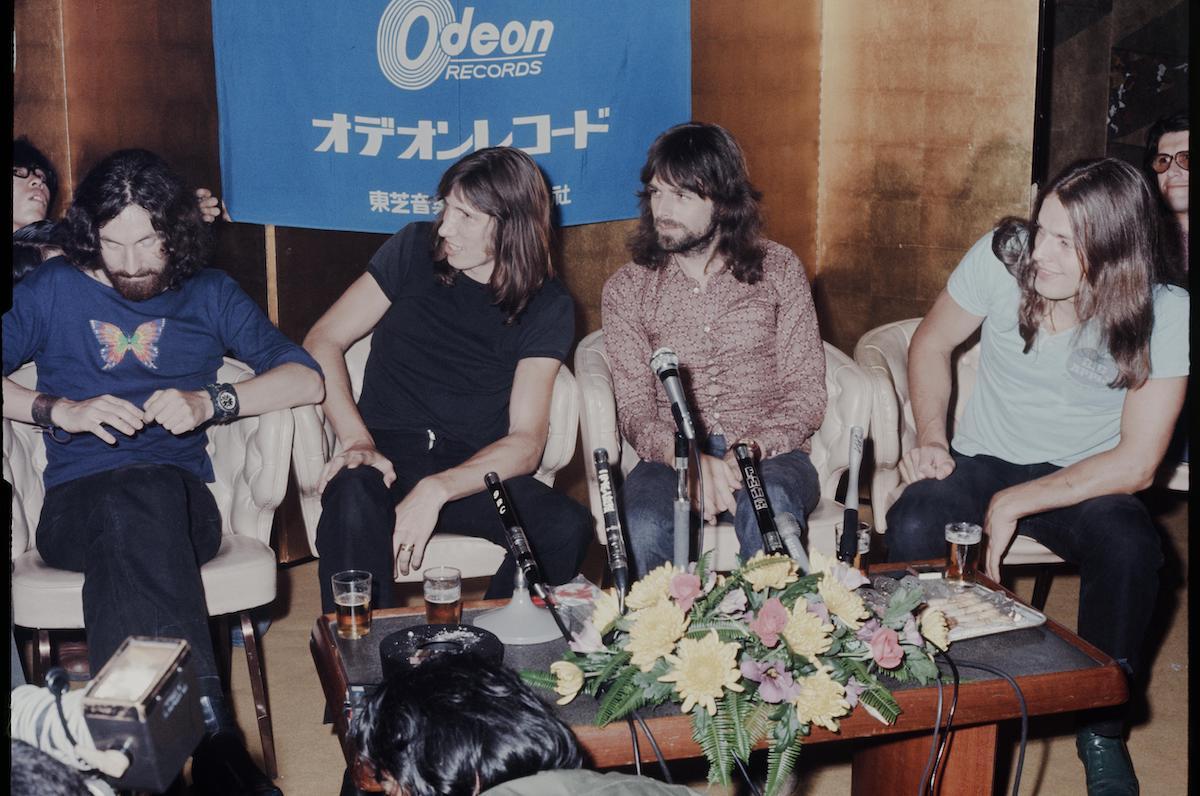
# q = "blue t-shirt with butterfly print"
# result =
<box><xmin>3</xmin><ymin>257</ymin><xmax>321</xmax><ymax>489</ymax></box>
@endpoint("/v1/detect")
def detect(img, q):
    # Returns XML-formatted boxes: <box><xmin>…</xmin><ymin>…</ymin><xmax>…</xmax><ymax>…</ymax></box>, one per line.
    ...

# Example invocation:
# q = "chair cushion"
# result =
<box><xmin>12</xmin><ymin>535</ymin><xmax>277</xmax><ymax>629</ymax></box>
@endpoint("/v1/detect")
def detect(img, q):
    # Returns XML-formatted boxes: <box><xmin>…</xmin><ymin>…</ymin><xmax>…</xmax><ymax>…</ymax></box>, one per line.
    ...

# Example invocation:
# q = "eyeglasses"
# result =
<box><xmin>12</xmin><ymin>165</ymin><xmax>48</xmax><ymax>181</ymax></box>
<box><xmin>1150</xmin><ymin>150</ymin><xmax>1189</xmax><ymax>173</ymax></box>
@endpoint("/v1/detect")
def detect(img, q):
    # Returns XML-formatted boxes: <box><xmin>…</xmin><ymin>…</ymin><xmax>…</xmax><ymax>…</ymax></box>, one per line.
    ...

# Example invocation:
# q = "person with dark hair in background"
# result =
<box><xmin>12</xmin><ymin>136</ymin><xmax>226</xmax><ymax>282</ymax></box>
<box><xmin>1144</xmin><ymin>111</ymin><xmax>1188</xmax><ymax>268</ymax></box>
<box><xmin>304</xmin><ymin>146</ymin><xmax>592</xmax><ymax>613</ymax></box>
<box><xmin>352</xmin><ymin>657</ymin><xmax>700</xmax><ymax>796</ymax></box>
<box><xmin>3</xmin><ymin>148</ymin><xmax>326</xmax><ymax>794</ymax></box>
<box><xmin>602</xmin><ymin>121</ymin><xmax>826</xmax><ymax>578</ymax></box>
<box><xmin>885</xmin><ymin>157</ymin><xmax>1189</xmax><ymax>795</ymax></box>
<box><xmin>11</xmin><ymin>739</ymin><xmax>99</xmax><ymax>796</ymax></box>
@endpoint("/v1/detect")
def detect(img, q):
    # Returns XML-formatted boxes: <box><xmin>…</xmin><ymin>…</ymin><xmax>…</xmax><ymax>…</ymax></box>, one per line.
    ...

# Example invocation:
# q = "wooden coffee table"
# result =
<box><xmin>311</xmin><ymin>569</ymin><xmax>1126</xmax><ymax>794</ymax></box>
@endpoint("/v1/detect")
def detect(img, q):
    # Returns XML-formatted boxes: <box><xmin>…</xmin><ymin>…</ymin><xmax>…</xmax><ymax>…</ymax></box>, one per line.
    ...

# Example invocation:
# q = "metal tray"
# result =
<box><xmin>920</xmin><ymin>579</ymin><xmax>1047</xmax><ymax>642</ymax></box>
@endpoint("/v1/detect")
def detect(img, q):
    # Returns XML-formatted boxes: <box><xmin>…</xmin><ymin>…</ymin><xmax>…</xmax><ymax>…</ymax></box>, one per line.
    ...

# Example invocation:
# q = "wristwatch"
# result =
<box><xmin>204</xmin><ymin>382</ymin><xmax>240</xmax><ymax>423</ymax></box>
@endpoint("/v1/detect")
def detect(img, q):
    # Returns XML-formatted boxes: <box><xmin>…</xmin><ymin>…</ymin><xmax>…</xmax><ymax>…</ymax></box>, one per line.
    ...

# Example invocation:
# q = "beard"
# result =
<box><xmin>655</xmin><ymin>219</ymin><xmax>718</xmax><ymax>256</ymax></box>
<box><xmin>105</xmin><ymin>267</ymin><xmax>170</xmax><ymax>301</ymax></box>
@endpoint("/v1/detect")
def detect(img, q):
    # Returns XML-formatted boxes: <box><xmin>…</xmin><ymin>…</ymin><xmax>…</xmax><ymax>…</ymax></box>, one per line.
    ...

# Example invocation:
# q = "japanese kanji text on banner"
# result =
<box><xmin>211</xmin><ymin>0</ymin><xmax>691</xmax><ymax>232</ymax></box>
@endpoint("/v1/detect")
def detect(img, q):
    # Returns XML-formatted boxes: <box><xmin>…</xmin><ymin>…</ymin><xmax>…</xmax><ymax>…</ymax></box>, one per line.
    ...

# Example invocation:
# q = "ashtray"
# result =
<box><xmin>379</xmin><ymin>624</ymin><xmax>504</xmax><ymax>679</ymax></box>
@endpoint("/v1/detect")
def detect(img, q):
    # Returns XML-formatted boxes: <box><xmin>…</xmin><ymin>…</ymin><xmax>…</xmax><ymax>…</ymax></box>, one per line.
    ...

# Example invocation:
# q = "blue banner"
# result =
<box><xmin>211</xmin><ymin>1</ymin><xmax>690</xmax><ymax>232</ymax></box>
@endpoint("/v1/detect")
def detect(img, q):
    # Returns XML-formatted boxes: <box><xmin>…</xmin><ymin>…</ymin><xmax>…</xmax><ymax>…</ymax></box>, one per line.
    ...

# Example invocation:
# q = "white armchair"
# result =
<box><xmin>290</xmin><ymin>333</ymin><xmax>579</xmax><ymax>582</ymax></box>
<box><xmin>5</xmin><ymin>357</ymin><xmax>289</xmax><ymax>778</ymax></box>
<box><xmin>574</xmin><ymin>330</ymin><xmax>872</xmax><ymax>572</ymax></box>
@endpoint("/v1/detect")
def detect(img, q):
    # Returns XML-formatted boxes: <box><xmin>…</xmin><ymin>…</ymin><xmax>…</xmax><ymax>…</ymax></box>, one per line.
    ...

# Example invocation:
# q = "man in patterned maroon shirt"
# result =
<box><xmin>601</xmin><ymin>122</ymin><xmax>827</xmax><ymax>578</ymax></box>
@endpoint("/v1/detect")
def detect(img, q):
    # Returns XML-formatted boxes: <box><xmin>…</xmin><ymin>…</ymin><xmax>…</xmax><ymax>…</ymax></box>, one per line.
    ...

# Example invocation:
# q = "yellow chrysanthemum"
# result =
<box><xmin>781</xmin><ymin>597</ymin><xmax>833</xmax><ymax>661</ymax></box>
<box><xmin>818</xmin><ymin>576</ymin><xmax>869</xmax><ymax>631</ymax></box>
<box><xmin>920</xmin><ymin>608</ymin><xmax>950</xmax><ymax>651</ymax></box>
<box><xmin>626</xmin><ymin>563</ymin><xmax>678</xmax><ymax>610</ymax></box>
<box><xmin>624</xmin><ymin>600</ymin><xmax>690</xmax><ymax>671</ymax></box>
<box><xmin>791</xmin><ymin>666</ymin><xmax>850</xmax><ymax>732</ymax></box>
<box><xmin>658</xmin><ymin>631</ymin><xmax>745</xmax><ymax>715</ymax></box>
<box><xmin>809</xmin><ymin>549</ymin><xmax>836</xmax><ymax>577</ymax></box>
<box><xmin>550</xmin><ymin>661</ymin><xmax>584</xmax><ymax>705</ymax></box>
<box><xmin>590</xmin><ymin>588</ymin><xmax>621</xmax><ymax>634</ymax></box>
<box><xmin>742</xmin><ymin>551</ymin><xmax>798</xmax><ymax>592</ymax></box>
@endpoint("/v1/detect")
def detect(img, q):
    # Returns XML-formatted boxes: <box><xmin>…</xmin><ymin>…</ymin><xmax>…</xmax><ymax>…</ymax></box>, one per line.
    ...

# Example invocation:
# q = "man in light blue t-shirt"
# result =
<box><xmin>886</xmin><ymin>158</ymin><xmax>1188</xmax><ymax>796</ymax></box>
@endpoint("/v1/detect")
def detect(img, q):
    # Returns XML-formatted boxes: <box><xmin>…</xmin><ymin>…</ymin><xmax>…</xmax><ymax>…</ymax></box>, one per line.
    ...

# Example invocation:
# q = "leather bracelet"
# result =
<box><xmin>31</xmin><ymin>393</ymin><xmax>63</xmax><ymax>428</ymax></box>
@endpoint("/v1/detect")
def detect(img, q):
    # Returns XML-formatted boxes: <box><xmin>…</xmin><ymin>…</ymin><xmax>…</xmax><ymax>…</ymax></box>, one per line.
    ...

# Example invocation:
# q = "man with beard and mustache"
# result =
<box><xmin>601</xmin><ymin>122</ymin><xmax>826</xmax><ymax>578</ymax></box>
<box><xmin>3</xmin><ymin>149</ymin><xmax>325</xmax><ymax>795</ymax></box>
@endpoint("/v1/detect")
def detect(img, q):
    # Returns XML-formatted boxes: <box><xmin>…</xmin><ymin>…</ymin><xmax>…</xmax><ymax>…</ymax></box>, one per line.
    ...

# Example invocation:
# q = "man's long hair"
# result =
<box><xmin>629</xmin><ymin>122</ymin><xmax>765</xmax><ymax>282</ymax></box>
<box><xmin>431</xmin><ymin>147</ymin><xmax>554</xmax><ymax>324</ymax></box>
<box><xmin>351</xmin><ymin>657</ymin><xmax>582</xmax><ymax>796</ymax></box>
<box><xmin>60</xmin><ymin>149</ymin><xmax>212</xmax><ymax>290</ymax></box>
<box><xmin>991</xmin><ymin>157</ymin><xmax>1167</xmax><ymax>390</ymax></box>
<box><xmin>13</xmin><ymin>137</ymin><xmax>59</xmax><ymax>211</ymax></box>
<box><xmin>1143</xmin><ymin>111</ymin><xmax>1189</xmax><ymax>285</ymax></box>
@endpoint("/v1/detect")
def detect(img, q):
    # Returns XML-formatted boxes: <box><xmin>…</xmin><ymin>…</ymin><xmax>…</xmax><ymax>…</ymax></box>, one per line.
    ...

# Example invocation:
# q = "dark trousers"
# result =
<box><xmin>885</xmin><ymin>452</ymin><xmax>1162</xmax><ymax>733</ymax></box>
<box><xmin>36</xmin><ymin>464</ymin><xmax>223</xmax><ymax>700</ymax></box>
<box><xmin>620</xmin><ymin>435</ymin><xmax>821</xmax><ymax>580</ymax></box>
<box><xmin>315</xmin><ymin>429</ymin><xmax>593</xmax><ymax>613</ymax></box>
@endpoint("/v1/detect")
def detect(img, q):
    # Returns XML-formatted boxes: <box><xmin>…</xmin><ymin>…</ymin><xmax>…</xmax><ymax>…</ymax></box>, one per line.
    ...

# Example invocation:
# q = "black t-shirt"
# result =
<box><xmin>356</xmin><ymin>222</ymin><xmax>574</xmax><ymax>451</ymax></box>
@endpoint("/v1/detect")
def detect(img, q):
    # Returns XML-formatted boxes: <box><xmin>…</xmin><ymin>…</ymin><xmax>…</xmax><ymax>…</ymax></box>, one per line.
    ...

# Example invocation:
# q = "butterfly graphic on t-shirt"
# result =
<box><xmin>89</xmin><ymin>319</ymin><xmax>166</xmax><ymax>370</ymax></box>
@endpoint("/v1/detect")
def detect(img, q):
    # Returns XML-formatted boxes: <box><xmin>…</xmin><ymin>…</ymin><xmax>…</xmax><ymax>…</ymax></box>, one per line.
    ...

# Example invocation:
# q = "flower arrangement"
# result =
<box><xmin>526</xmin><ymin>550</ymin><xmax>950</xmax><ymax>794</ymax></box>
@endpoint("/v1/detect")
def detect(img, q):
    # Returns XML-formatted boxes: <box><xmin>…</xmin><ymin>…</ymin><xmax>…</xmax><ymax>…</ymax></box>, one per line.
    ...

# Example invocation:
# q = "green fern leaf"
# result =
<box><xmin>520</xmin><ymin>670</ymin><xmax>558</xmax><ymax>691</ymax></box>
<box><xmin>691</xmin><ymin>706</ymin><xmax>734</xmax><ymax>785</ymax></box>
<box><xmin>594</xmin><ymin>668</ymin><xmax>648</xmax><ymax>726</ymax></box>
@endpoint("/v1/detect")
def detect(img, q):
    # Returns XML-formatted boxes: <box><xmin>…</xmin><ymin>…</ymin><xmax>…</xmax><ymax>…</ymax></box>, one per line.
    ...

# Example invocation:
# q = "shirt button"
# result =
<box><xmin>692</xmin><ymin>287</ymin><xmax>700</xmax><ymax>294</ymax></box>
<box><xmin>713</xmin><ymin>412</ymin><xmax>721</xmax><ymax>420</ymax></box>
<box><xmin>703</xmin><ymin>325</ymin><xmax>711</xmax><ymax>333</ymax></box>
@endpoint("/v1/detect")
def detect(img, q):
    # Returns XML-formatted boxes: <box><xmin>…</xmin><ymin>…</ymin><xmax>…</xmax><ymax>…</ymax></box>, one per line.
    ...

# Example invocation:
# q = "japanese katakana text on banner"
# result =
<box><xmin>211</xmin><ymin>1</ymin><xmax>691</xmax><ymax>232</ymax></box>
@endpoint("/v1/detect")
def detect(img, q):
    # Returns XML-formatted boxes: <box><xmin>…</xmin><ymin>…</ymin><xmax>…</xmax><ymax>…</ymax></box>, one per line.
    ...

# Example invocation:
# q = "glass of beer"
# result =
<box><xmin>331</xmin><ymin>570</ymin><xmax>373</xmax><ymax>640</ymax></box>
<box><xmin>944</xmin><ymin>522</ymin><xmax>983</xmax><ymax>587</ymax></box>
<box><xmin>423</xmin><ymin>566</ymin><xmax>462</xmax><ymax>625</ymax></box>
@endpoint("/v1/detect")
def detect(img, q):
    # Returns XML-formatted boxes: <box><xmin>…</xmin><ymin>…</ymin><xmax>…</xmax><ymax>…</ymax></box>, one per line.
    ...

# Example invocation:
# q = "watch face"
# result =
<box><xmin>217</xmin><ymin>391</ymin><xmax>237</xmax><ymax>412</ymax></box>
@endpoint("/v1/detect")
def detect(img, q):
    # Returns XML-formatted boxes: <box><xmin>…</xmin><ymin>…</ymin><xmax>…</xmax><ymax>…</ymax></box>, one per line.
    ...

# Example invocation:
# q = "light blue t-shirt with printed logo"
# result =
<box><xmin>946</xmin><ymin>231</ymin><xmax>1189</xmax><ymax>467</ymax></box>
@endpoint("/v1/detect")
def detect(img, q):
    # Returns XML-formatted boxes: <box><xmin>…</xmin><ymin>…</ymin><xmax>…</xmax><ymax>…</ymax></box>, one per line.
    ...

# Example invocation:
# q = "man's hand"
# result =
<box><xmin>51</xmin><ymin>395</ymin><xmax>145</xmax><ymax>444</ymax></box>
<box><xmin>697</xmin><ymin>452</ymin><xmax>742</xmax><ymax>525</ymax></box>
<box><xmin>143</xmin><ymin>389</ymin><xmax>213</xmax><ymax>435</ymax></box>
<box><xmin>392</xmin><ymin>478</ymin><xmax>448</xmax><ymax>577</ymax></box>
<box><xmin>899</xmin><ymin>443</ymin><xmax>956</xmax><ymax>484</ymax></box>
<box><xmin>317</xmin><ymin>442</ymin><xmax>397</xmax><ymax>494</ymax></box>
<box><xmin>983</xmin><ymin>489</ymin><xmax>1022</xmax><ymax>582</ymax></box>
<box><xmin>194</xmin><ymin>188</ymin><xmax>231</xmax><ymax>224</ymax></box>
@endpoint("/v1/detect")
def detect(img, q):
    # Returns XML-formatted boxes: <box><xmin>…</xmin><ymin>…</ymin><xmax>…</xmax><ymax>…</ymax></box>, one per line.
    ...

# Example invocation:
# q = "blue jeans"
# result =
<box><xmin>36</xmin><ymin>464</ymin><xmax>223</xmax><ymax>700</ymax></box>
<box><xmin>885</xmin><ymin>451</ymin><xmax>1162</xmax><ymax>732</ymax></box>
<box><xmin>620</xmin><ymin>435</ymin><xmax>820</xmax><ymax>580</ymax></box>
<box><xmin>316</xmin><ymin>429</ymin><xmax>593</xmax><ymax>613</ymax></box>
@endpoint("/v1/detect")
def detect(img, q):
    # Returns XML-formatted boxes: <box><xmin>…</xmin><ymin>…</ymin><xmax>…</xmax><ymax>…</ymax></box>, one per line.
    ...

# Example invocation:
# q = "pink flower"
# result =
<box><xmin>868</xmin><ymin>627</ymin><xmax>904</xmax><ymax>669</ymax></box>
<box><xmin>670</xmin><ymin>572</ymin><xmax>703</xmax><ymax>612</ymax></box>
<box><xmin>843</xmin><ymin>677</ymin><xmax>867</xmax><ymax>708</ymax></box>
<box><xmin>740</xmin><ymin>658</ymin><xmax>801</xmax><ymax>704</ymax></box>
<box><xmin>748</xmin><ymin>597</ymin><xmax>789</xmax><ymax>648</ymax></box>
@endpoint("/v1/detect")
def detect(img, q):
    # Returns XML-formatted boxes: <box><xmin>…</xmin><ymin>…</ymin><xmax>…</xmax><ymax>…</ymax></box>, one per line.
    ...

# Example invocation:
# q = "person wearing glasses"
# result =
<box><xmin>1145</xmin><ymin>112</ymin><xmax>1189</xmax><ymax>267</ymax></box>
<box><xmin>12</xmin><ymin>137</ymin><xmax>226</xmax><ymax>282</ymax></box>
<box><xmin>886</xmin><ymin>158</ymin><xmax>1188</xmax><ymax>795</ymax></box>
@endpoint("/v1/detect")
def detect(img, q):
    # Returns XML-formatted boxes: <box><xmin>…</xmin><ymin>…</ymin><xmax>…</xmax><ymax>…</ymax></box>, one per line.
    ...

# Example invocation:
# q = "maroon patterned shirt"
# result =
<box><xmin>601</xmin><ymin>240</ymin><xmax>826</xmax><ymax>464</ymax></box>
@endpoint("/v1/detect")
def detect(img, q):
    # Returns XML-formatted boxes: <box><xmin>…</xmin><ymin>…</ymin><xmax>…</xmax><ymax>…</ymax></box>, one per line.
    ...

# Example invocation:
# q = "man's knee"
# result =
<box><xmin>884</xmin><ymin>481</ymin><xmax>952</xmax><ymax>561</ymax></box>
<box><xmin>316</xmin><ymin>467</ymin><xmax>394</xmax><ymax>554</ymax></box>
<box><xmin>1076</xmin><ymin>495</ymin><xmax>1163</xmax><ymax>572</ymax></box>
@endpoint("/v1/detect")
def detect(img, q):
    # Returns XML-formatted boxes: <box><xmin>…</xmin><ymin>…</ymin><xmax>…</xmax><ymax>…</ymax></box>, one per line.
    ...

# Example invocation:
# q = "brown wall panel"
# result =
<box><xmin>13</xmin><ymin>0</ymin><xmax>71</xmax><ymax>217</ymax></box>
<box><xmin>816</xmin><ymin>0</ymin><xmax>1038</xmax><ymax>353</ymax></box>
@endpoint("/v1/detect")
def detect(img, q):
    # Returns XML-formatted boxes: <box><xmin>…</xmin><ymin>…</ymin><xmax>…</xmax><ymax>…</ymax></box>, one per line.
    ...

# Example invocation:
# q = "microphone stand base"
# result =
<box><xmin>472</xmin><ymin>587</ymin><xmax>564</xmax><ymax>646</ymax></box>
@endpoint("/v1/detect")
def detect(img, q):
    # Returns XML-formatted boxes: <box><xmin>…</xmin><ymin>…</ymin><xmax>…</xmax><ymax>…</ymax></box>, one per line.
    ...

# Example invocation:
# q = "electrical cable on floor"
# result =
<box><xmin>917</xmin><ymin>659</ymin><xmax>946</xmax><ymax>795</ymax></box>
<box><xmin>632</xmin><ymin>710</ymin><xmax>673</xmax><ymax>783</ymax></box>
<box><xmin>947</xmin><ymin>659</ymin><xmax>1028</xmax><ymax>796</ymax></box>
<box><xmin>626</xmin><ymin>715</ymin><xmax>642</xmax><ymax>776</ymax></box>
<box><xmin>928</xmin><ymin>650</ymin><xmax>961</xmax><ymax>794</ymax></box>
<box><xmin>733</xmin><ymin>754</ymin><xmax>764</xmax><ymax>796</ymax></box>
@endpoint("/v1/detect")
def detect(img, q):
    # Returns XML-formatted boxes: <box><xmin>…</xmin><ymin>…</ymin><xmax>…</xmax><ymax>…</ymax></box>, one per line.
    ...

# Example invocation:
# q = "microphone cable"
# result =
<box><xmin>734</xmin><ymin>754</ymin><xmax>764</xmax><ymax>796</ymax></box>
<box><xmin>632</xmin><ymin>710</ymin><xmax>673</xmax><ymax>783</ymax></box>
<box><xmin>950</xmin><ymin>658</ymin><xmax>1028</xmax><ymax>796</ymax></box>
<box><xmin>626</xmin><ymin>716</ymin><xmax>642</xmax><ymax>776</ymax></box>
<box><xmin>925</xmin><ymin>651</ymin><xmax>961</xmax><ymax>794</ymax></box>
<box><xmin>917</xmin><ymin>658</ymin><xmax>946</xmax><ymax>795</ymax></box>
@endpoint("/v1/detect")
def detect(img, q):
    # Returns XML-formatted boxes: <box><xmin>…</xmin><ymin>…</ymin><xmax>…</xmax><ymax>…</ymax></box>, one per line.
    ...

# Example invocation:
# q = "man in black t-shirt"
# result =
<box><xmin>305</xmin><ymin>147</ymin><xmax>592</xmax><ymax>611</ymax></box>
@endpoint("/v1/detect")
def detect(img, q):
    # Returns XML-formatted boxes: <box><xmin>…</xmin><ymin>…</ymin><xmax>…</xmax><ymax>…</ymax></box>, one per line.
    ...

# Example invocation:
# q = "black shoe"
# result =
<box><xmin>191</xmin><ymin>732</ymin><xmax>283</xmax><ymax>795</ymax></box>
<box><xmin>1075</xmin><ymin>729</ymin><xmax>1139</xmax><ymax>796</ymax></box>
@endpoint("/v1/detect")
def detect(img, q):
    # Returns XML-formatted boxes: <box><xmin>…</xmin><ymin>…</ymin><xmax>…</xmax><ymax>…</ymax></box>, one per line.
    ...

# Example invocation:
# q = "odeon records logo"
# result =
<box><xmin>377</xmin><ymin>0</ymin><xmax>554</xmax><ymax>91</ymax></box>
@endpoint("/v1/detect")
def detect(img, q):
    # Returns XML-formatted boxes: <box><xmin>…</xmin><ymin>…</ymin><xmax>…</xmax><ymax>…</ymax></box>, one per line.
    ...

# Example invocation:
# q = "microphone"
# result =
<box><xmin>484</xmin><ymin>472</ymin><xmax>571</xmax><ymax>640</ymax></box>
<box><xmin>776</xmin><ymin>512</ymin><xmax>810</xmax><ymax>574</ymax></box>
<box><xmin>649</xmin><ymin>347</ymin><xmax>697</xmax><ymax>441</ymax></box>
<box><xmin>592</xmin><ymin>449</ymin><xmax>629</xmax><ymax>613</ymax></box>
<box><xmin>730</xmin><ymin>443</ymin><xmax>786</xmax><ymax>556</ymax></box>
<box><xmin>837</xmin><ymin>426</ymin><xmax>865</xmax><ymax>564</ymax></box>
